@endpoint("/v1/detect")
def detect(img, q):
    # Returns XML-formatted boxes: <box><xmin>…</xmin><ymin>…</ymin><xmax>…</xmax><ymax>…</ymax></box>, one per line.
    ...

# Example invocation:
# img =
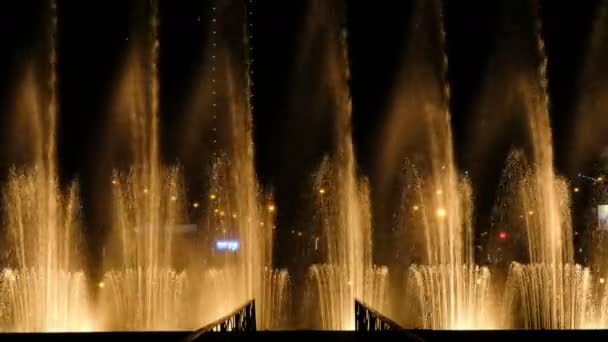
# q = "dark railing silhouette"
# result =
<box><xmin>182</xmin><ymin>300</ymin><xmax>256</xmax><ymax>342</ymax></box>
<box><xmin>355</xmin><ymin>299</ymin><xmax>403</xmax><ymax>331</ymax></box>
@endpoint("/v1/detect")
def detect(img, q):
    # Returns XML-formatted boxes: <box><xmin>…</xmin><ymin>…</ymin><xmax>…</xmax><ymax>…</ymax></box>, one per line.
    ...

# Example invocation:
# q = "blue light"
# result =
<box><xmin>215</xmin><ymin>240</ymin><xmax>239</xmax><ymax>252</ymax></box>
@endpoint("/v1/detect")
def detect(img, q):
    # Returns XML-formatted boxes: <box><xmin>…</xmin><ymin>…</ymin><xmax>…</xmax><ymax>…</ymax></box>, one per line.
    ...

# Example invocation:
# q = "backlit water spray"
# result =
<box><xmin>304</xmin><ymin>0</ymin><xmax>387</xmax><ymax>330</ymax></box>
<box><xmin>0</xmin><ymin>1</ymin><xmax>94</xmax><ymax>332</ymax></box>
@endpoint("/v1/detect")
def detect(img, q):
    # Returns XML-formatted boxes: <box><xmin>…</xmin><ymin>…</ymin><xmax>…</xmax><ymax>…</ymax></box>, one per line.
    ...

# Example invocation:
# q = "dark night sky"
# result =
<box><xmin>0</xmin><ymin>0</ymin><xmax>602</xmax><ymax>269</ymax></box>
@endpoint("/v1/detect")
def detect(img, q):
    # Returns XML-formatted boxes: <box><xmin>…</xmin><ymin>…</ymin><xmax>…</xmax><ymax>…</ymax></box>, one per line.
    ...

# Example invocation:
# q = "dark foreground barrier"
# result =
<box><xmin>355</xmin><ymin>299</ymin><xmax>403</xmax><ymax>331</ymax></box>
<box><xmin>182</xmin><ymin>299</ymin><xmax>256</xmax><ymax>341</ymax></box>
<box><xmin>3</xmin><ymin>330</ymin><xmax>608</xmax><ymax>342</ymax></box>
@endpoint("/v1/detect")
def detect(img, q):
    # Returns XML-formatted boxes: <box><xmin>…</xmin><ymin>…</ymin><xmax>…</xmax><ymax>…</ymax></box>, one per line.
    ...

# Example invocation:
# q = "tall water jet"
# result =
<box><xmin>179</xmin><ymin>1</ymin><xmax>282</xmax><ymax>329</ymax></box>
<box><xmin>99</xmin><ymin>0</ymin><xmax>189</xmax><ymax>330</ymax></box>
<box><xmin>378</xmin><ymin>0</ymin><xmax>497</xmax><ymax>329</ymax></box>
<box><xmin>0</xmin><ymin>1</ymin><xmax>93</xmax><ymax>332</ymax></box>
<box><xmin>301</xmin><ymin>0</ymin><xmax>387</xmax><ymax>330</ymax></box>
<box><xmin>475</xmin><ymin>0</ymin><xmax>593</xmax><ymax>329</ymax></box>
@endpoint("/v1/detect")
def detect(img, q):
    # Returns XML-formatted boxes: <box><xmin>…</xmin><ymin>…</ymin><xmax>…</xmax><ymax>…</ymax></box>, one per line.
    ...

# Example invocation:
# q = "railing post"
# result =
<box><xmin>355</xmin><ymin>299</ymin><xmax>403</xmax><ymax>331</ymax></box>
<box><xmin>182</xmin><ymin>299</ymin><xmax>256</xmax><ymax>342</ymax></box>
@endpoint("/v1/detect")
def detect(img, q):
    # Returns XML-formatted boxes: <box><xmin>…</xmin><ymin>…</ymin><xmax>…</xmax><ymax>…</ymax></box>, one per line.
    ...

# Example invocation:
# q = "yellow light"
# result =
<box><xmin>219</xmin><ymin>211</ymin><xmax>225</xmax><ymax>216</ymax></box>
<box><xmin>598</xmin><ymin>177</ymin><xmax>604</xmax><ymax>182</ymax></box>
<box><xmin>232</xmin><ymin>213</ymin><xmax>237</xmax><ymax>219</ymax></box>
<box><xmin>436</xmin><ymin>189</ymin><xmax>443</xmax><ymax>195</ymax></box>
<box><xmin>209</xmin><ymin>194</ymin><xmax>217</xmax><ymax>200</ymax></box>
<box><xmin>143</xmin><ymin>188</ymin><xmax>149</xmax><ymax>194</ymax></box>
<box><xmin>475</xmin><ymin>278</ymin><xmax>481</xmax><ymax>285</ymax></box>
<box><xmin>412</xmin><ymin>205</ymin><xmax>419</xmax><ymax>211</ymax></box>
<box><xmin>528</xmin><ymin>210</ymin><xmax>534</xmax><ymax>216</ymax></box>
<box><xmin>268</xmin><ymin>204</ymin><xmax>276</xmax><ymax>212</ymax></box>
<box><xmin>601</xmin><ymin>278</ymin><xmax>606</xmax><ymax>284</ymax></box>
<box><xmin>111</xmin><ymin>179</ymin><xmax>118</xmax><ymax>185</ymax></box>
<box><xmin>436</xmin><ymin>208</ymin><xmax>447</xmax><ymax>218</ymax></box>
<box><xmin>214</xmin><ymin>208</ymin><xmax>219</xmax><ymax>213</ymax></box>
<box><xmin>297</xmin><ymin>231</ymin><xmax>303</xmax><ymax>237</ymax></box>
<box><xmin>574</xmin><ymin>187</ymin><xmax>580</xmax><ymax>193</ymax></box>
<box><xmin>98</xmin><ymin>282</ymin><xmax>105</xmax><ymax>289</ymax></box>
<box><xmin>193</xmin><ymin>202</ymin><xmax>200</xmax><ymax>208</ymax></box>
<box><xmin>260</xmin><ymin>222</ymin><xmax>265</xmax><ymax>226</ymax></box>
<box><xmin>170</xmin><ymin>195</ymin><xmax>177</xmax><ymax>201</ymax></box>
<box><xmin>319</xmin><ymin>188</ymin><xmax>326</xmax><ymax>194</ymax></box>
<box><xmin>347</xmin><ymin>280</ymin><xmax>353</xmax><ymax>287</ymax></box>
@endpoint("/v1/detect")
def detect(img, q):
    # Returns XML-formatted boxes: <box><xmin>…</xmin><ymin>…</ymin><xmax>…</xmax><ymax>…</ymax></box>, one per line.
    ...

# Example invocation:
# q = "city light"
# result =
<box><xmin>528</xmin><ymin>210</ymin><xmax>534</xmax><ymax>216</ymax></box>
<box><xmin>170</xmin><ymin>195</ymin><xmax>177</xmax><ymax>201</ymax></box>
<box><xmin>499</xmin><ymin>232</ymin><xmax>508</xmax><ymax>240</ymax></box>
<box><xmin>319</xmin><ymin>188</ymin><xmax>326</xmax><ymax>194</ymax></box>
<box><xmin>574</xmin><ymin>187</ymin><xmax>580</xmax><ymax>193</ymax></box>
<box><xmin>143</xmin><ymin>188</ymin><xmax>149</xmax><ymax>194</ymax></box>
<box><xmin>268</xmin><ymin>204</ymin><xmax>276</xmax><ymax>212</ymax></box>
<box><xmin>412</xmin><ymin>205</ymin><xmax>420</xmax><ymax>211</ymax></box>
<box><xmin>600</xmin><ymin>278</ymin><xmax>605</xmax><ymax>285</ymax></box>
<box><xmin>98</xmin><ymin>282</ymin><xmax>105</xmax><ymax>289</ymax></box>
<box><xmin>215</xmin><ymin>240</ymin><xmax>239</xmax><ymax>252</ymax></box>
<box><xmin>436</xmin><ymin>189</ymin><xmax>443</xmax><ymax>195</ymax></box>
<box><xmin>111</xmin><ymin>179</ymin><xmax>118</xmax><ymax>185</ymax></box>
<box><xmin>436</xmin><ymin>208</ymin><xmax>447</xmax><ymax>218</ymax></box>
<box><xmin>192</xmin><ymin>202</ymin><xmax>200</xmax><ymax>208</ymax></box>
<box><xmin>209</xmin><ymin>194</ymin><xmax>217</xmax><ymax>200</ymax></box>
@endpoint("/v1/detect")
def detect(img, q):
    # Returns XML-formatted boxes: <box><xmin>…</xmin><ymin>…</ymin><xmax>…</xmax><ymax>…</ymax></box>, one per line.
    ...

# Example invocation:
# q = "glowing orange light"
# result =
<box><xmin>209</xmin><ymin>194</ymin><xmax>217</xmax><ymax>200</ymax></box>
<box><xmin>499</xmin><ymin>232</ymin><xmax>508</xmax><ymax>240</ymax></box>
<box><xmin>268</xmin><ymin>204</ymin><xmax>276</xmax><ymax>212</ymax></box>
<box><xmin>111</xmin><ymin>179</ymin><xmax>118</xmax><ymax>185</ymax></box>
<box><xmin>412</xmin><ymin>205</ymin><xmax>420</xmax><ymax>211</ymax></box>
<box><xmin>574</xmin><ymin>187</ymin><xmax>580</xmax><ymax>193</ymax></box>
<box><xmin>98</xmin><ymin>282</ymin><xmax>105</xmax><ymax>289</ymax></box>
<box><xmin>319</xmin><ymin>188</ymin><xmax>326</xmax><ymax>194</ymax></box>
<box><xmin>436</xmin><ymin>208</ymin><xmax>447</xmax><ymax>218</ymax></box>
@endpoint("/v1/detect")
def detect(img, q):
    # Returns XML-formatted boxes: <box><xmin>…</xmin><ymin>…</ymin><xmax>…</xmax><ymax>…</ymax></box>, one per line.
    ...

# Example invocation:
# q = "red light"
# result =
<box><xmin>499</xmin><ymin>232</ymin><xmax>508</xmax><ymax>240</ymax></box>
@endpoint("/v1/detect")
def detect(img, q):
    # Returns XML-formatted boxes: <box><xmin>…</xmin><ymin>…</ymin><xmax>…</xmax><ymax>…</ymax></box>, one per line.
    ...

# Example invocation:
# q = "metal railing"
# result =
<box><xmin>355</xmin><ymin>299</ymin><xmax>403</xmax><ymax>331</ymax></box>
<box><xmin>182</xmin><ymin>300</ymin><xmax>256</xmax><ymax>342</ymax></box>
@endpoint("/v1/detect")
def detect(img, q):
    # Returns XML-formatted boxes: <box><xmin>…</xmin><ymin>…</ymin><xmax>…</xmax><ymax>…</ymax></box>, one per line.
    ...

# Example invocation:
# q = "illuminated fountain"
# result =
<box><xmin>302</xmin><ymin>1</ymin><xmax>387</xmax><ymax>330</ymax></box>
<box><xmin>378</xmin><ymin>0</ymin><xmax>497</xmax><ymax>329</ymax></box>
<box><xmin>179</xmin><ymin>1</ymin><xmax>287</xmax><ymax>330</ymax></box>
<box><xmin>98</xmin><ymin>1</ymin><xmax>190</xmax><ymax>330</ymax></box>
<box><xmin>0</xmin><ymin>2</ymin><xmax>94</xmax><ymax>332</ymax></box>
<box><xmin>99</xmin><ymin>1</ymin><xmax>286</xmax><ymax>330</ymax></box>
<box><xmin>480</xmin><ymin>1</ymin><xmax>604</xmax><ymax>329</ymax></box>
